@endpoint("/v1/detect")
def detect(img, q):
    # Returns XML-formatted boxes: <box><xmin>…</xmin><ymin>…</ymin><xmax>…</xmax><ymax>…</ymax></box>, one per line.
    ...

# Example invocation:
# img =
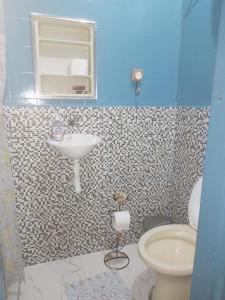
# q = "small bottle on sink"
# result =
<box><xmin>51</xmin><ymin>119</ymin><xmax>64</xmax><ymax>141</ymax></box>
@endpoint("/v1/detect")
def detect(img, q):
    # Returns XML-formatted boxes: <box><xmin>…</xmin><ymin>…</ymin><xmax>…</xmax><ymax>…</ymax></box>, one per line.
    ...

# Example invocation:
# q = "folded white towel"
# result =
<box><xmin>70</xmin><ymin>59</ymin><xmax>88</xmax><ymax>76</ymax></box>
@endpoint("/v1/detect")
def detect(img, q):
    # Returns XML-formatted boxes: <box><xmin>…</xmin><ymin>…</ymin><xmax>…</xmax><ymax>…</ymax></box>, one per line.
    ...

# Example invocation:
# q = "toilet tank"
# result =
<box><xmin>188</xmin><ymin>177</ymin><xmax>203</xmax><ymax>230</ymax></box>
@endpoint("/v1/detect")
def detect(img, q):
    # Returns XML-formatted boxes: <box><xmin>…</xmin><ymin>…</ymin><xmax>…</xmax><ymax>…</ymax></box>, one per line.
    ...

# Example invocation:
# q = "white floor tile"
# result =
<box><xmin>9</xmin><ymin>244</ymin><xmax>154</xmax><ymax>300</ymax></box>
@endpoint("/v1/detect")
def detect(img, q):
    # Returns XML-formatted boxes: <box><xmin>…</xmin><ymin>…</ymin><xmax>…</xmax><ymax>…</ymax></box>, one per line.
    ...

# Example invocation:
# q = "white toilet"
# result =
<box><xmin>138</xmin><ymin>177</ymin><xmax>203</xmax><ymax>300</ymax></box>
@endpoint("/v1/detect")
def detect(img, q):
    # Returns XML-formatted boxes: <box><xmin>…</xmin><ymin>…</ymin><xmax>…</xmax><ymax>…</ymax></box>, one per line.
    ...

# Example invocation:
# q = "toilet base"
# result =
<box><xmin>151</xmin><ymin>272</ymin><xmax>191</xmax><ymax>300</ymax></box>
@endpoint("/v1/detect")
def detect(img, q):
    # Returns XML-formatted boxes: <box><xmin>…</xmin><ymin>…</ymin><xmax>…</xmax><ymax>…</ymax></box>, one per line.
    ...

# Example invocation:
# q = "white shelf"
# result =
<box><xmin>39</xmin><ymin>38</ymin><xmax>91</xmax><ymax>46</ymax></box>
<box><xmin>41</xmin><ymin>73</ymin><xmax>91</xmax><ymax>78</ymax></box>
<box><xmin>32</xmin><ymin>14</ymin><xmax>96</xmax><ymax>99</ymax></box>
<box><xmin>39</xmin><ymin>21</ymin><xmax>91</xmax><ymax>43</ymax></box>
<box><xmin>41</xmin><ymin>74</ymin><xmax>91</xmax><ymax>96</ymax></box>
<box><xmin>40</xmin><ymin>93</ymin><xmax>94</xmax><ymax>99</ymax></box>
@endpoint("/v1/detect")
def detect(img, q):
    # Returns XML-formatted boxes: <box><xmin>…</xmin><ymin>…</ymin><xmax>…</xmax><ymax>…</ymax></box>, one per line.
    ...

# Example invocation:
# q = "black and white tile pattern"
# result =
<box><xmin>3</xmin><ymin>106</ymin><xmax>209</xmax><ymax>265</ymax></box>
<box><xmin>172</xmin><ymin>107</ymin><xmax>210</xmax><ymax>223</ymax></box>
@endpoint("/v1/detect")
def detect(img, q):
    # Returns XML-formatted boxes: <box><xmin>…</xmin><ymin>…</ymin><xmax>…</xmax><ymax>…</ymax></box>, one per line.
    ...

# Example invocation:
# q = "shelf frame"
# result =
<box><xmin>31</xmin><ymin>13</ymin><xmax>97</xmax><ymax>100</ymax></box>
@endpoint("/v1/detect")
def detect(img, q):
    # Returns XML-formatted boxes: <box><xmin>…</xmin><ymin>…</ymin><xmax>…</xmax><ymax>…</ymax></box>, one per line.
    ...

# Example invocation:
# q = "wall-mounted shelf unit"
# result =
<box><xmin>31</xmin><ymin>14</ymin><xmax>96</xmax><ymax>99</ymax></box>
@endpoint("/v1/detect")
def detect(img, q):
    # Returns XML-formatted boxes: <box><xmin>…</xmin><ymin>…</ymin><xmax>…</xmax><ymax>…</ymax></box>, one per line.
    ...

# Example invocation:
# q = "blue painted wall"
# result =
<box><xmin>177</xmin><ymin>0</ymin><xmax>221</xmax><ymax>107</ymax></box>
<box><xmin>3</xmin><ymin>0</ymin><xmax>183</xmax><ymax>107</ymax></box>
<box><xmin>191</xmin><ymin>1</ymin><xmax>225</xmax><ymax>299</ymax></box>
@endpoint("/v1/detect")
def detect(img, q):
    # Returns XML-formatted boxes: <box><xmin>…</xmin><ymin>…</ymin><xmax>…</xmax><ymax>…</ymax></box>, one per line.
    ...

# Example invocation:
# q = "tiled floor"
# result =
<box><xmin>7</xmin><ymin>244</ymin><xmax>155</xmax><ymax>300</ymax></box>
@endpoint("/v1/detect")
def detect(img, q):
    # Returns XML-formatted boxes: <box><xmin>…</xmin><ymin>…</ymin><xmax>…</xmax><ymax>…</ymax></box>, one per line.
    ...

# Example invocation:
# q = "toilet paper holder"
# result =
<box><xmin>104</xmin><ymin>197</ymin><xmax>130</xmax><ymax>270</ymax></box>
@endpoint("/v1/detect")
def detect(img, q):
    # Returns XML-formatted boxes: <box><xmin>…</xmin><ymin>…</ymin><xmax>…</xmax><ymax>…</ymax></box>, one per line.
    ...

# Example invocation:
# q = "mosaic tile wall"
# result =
<box><xmin>172</xmin><ymin>108</ymin><xmax>210</xmax><ymax>223</ymax></box>
<box><xmin>3</xmin><ymin>107</ymin><xmax>209</xmax><ymax>265</ymax></box>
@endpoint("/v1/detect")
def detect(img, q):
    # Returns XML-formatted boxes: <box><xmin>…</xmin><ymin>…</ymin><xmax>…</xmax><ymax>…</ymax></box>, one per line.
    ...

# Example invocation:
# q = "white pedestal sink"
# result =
<box><xmin>48</xmin><ymin>134</ymin><xmax>101</xmax><ymax>193</ymax></box>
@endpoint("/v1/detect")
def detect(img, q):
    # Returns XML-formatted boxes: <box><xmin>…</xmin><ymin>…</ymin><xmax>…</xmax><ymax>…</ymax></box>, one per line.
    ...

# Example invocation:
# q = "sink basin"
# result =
<box><xmin>48</xmin><ymin>133</ymin><xmax>101</xmax><ymax>193</ymax></box>
<box><xmin>48</xmin><ymin>133</ymin><xmax>101</xmax><ymax>160</ymax></box>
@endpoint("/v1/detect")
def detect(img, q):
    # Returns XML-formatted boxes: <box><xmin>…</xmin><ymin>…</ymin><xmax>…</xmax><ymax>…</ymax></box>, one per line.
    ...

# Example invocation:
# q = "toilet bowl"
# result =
<box><xmin>138</xmin><ymin>177</ymin><xmax>203</xmax><ymax>300</ymax></box>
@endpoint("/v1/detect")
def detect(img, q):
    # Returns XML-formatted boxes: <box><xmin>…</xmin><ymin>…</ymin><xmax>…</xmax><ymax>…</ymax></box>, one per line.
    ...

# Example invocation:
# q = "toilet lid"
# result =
<box><xmin>188</xmin><ymin>177</ymin><xmax>203</xmax><ymax>230</ymax></box>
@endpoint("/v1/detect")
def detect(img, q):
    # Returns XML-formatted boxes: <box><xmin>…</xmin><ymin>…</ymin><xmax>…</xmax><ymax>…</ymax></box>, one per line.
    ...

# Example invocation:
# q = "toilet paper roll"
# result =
<box><xmin>112</xmin><ymin>211</ymin><xmax>131</xmax><ymax>232</ymax></box>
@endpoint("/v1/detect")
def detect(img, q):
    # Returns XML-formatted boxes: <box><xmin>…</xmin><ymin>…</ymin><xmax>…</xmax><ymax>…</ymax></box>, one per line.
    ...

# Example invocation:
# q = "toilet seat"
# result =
<box><xmin>138</xmin><ymin>224</ymin><xmax>196</xmax><ymax>276</ymax></box>
<box><xmin>188</xmin><ymin>177</ymin><xmax>203</xmax><ymax>230</ymax></box>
